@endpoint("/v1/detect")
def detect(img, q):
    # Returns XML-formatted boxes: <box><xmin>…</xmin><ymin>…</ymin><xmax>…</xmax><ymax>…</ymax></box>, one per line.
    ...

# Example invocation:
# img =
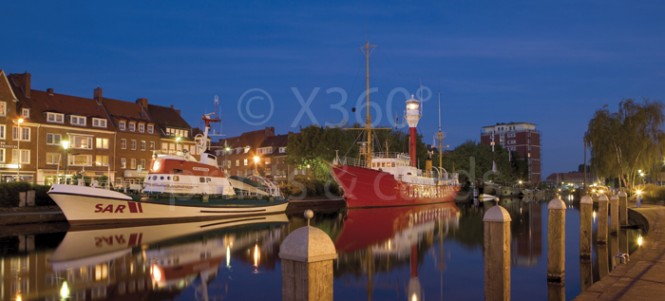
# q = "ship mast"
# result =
<box><xmin>437</xmin><ymin>93</ymin><xmax>444</xmax><ymax>171</ymax></box>
<box><xmin>363</xmin><ymin>41</ymin><xmax>375</xmax><ymax>168</ymax></box>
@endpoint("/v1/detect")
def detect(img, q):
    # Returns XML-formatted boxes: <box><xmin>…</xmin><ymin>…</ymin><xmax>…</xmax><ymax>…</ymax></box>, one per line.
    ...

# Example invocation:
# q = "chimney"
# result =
<box><xmin>47</xmin><ymin>88</ymin><xmax>54</xmax><ymax>95</ymax></box>
<box><xmin>136</xmin><ymin>98</ymin><xmax>148</xmax><ymax>109</ymax></box>
<box><xmin>94</xmin><ymin>87</ymin><xmax>103</xmax><ymax>102</ymax></box>
<box><xmin>8</xmin><ymin>73</ymin><xmax>31</xmax><ymax>98</ymax></box>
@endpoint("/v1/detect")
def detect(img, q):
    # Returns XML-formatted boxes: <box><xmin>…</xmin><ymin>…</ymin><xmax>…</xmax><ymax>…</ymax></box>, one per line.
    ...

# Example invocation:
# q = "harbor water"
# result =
<box><xmin>0</xmin><ymin>196</ymin><xmax>642</xmax><ymax>300</ymax></box>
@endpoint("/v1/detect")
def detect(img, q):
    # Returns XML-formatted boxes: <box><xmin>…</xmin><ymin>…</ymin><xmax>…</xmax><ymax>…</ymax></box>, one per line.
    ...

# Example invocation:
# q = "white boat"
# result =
<box><xmin>48</xmin><ymin>113</ymin><xmax>288</xmax><ymax>225</ymax></box>
<box><xmin>50</xmin><ymin>213</ymin><xmax>289</xmax><ymax>271</ymax></box>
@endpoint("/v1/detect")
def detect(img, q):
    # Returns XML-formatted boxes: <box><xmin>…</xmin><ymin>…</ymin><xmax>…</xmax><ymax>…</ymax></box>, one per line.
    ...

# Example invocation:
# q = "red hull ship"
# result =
<box><xmin>331</xmin><ymin>42</ymin><xmax>459</xmax><ymax>208</ymax></box>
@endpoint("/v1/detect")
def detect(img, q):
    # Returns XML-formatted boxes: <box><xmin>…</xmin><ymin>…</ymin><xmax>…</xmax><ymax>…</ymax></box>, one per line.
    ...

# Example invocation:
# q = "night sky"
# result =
<box><xmin>2</xmin><ymin>0</ymin><xmax>664</xmax><ymax>179</ymax></box>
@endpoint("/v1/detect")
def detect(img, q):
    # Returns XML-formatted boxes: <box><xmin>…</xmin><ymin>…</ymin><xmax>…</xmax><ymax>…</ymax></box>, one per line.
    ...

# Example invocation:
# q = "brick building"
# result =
<box><xmin>480</xmin><ymin>122</ymin><xmax>541</xmax><ymax>184</ymax></box>
<box><xmin>257</xmin><ymin>134</ymin><xmax>290</xmax><ymax>184</ymax></box>
<box><xmin>218</xmin><ymin>127</ymin><xmax>275</xmax><ymax>178</ymax></box>
<box><xmin>1</xmin><ymin>71</ymin><xmax>193</xmax><ymax>186</ymax></box>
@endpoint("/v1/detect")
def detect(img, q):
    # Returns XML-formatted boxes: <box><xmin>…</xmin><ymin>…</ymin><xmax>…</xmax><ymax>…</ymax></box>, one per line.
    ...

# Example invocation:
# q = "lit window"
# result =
<box><xmin>96</xmin><ymin>138</ymin><xmax>110</xmax><ymax>149</ymax></box>
<box><xmin>140</xmin><ymin>140</ymin><xmax>146</xmax><ymax>151</ymax></box>
<box><xmin>120</xmin><ymin>158</ymin><xmax>126</xmax><ymax>169</ymax></box>
<box><xmin>95</xmin><ymin>155</ymin><xmax>109</xmax><ymax>166</ymax></box>
<box><xmin>0</xmin><ymin>102</ymin><xmax>6</xmax><ymax>116</ymax></box>
<box><xmin>71</xmin><ymin>135</ymin><xmax>92</xmax><ymax>149</ymax></box>
<box><xmin>12</xmin><ymin>149</ymin><xmax>30</xmax><ymax>164</ymax></box>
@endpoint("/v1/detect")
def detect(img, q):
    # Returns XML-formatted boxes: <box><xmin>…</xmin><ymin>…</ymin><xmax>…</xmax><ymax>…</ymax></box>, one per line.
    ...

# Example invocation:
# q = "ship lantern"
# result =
<box><xmin>405</xmin><ymin>95</ymin><xmax>421</xmax><ymax>128</ymax></box>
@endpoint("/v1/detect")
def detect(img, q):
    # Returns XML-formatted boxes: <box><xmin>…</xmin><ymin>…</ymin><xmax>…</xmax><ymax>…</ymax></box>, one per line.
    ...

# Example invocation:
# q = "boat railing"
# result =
<box><xmin>152</xmin><ymin>150</ymin><xmax>198</xmax><ymax>161</ymax></box>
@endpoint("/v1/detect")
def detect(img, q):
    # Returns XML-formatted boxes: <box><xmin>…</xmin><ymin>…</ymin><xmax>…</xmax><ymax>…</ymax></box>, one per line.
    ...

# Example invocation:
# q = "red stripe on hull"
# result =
<box><xmin>331</xmin><ymin>164</ymin><xmax>458</xmax><ymax>208</ymax></box>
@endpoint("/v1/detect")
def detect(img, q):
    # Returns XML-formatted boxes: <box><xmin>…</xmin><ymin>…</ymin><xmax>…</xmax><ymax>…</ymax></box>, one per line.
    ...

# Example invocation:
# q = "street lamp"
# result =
<box><xmin>61</xmin><ymin>140</ymin><xmax>70</xmax><ymax>184</ymax></box>
<box><xmin>16</xmin><ymin>117</ymin><xmax>24</xmax><ymax>182</ymax></box>
<box><xmin>175</xmin><ymin>136</ymin><xmax>182</xmax><ymax>154</ymax></box>
<box><xmin>253</xmin><ymin>155</ymin><xmax>260</xmax><ymax>175</ymax></box>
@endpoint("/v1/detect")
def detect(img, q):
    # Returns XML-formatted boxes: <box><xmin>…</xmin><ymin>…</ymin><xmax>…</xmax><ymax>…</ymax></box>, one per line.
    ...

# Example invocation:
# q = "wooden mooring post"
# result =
<box><xmin>597</xmin><ymin>194</ymin><xmax>609</xmax><ymax>244</ymax></box>
<box><xmin>579</xmin><ymin>195</ymin><xmax>593</xmax><ymax>259</ymax></box>
<box><xmin>547</xmin><ymin>197</ymin><xmax>566</xmax><ymax>282</ymax></box>
<box><xmin>483</xmin><ymin>205</ymin><xmax>511</xmax><ymax>301</ymax></box>
<box><xmin>610</xmin><ymin>194</ymin><xmax>619</xmax><ymax>234</ymax></box>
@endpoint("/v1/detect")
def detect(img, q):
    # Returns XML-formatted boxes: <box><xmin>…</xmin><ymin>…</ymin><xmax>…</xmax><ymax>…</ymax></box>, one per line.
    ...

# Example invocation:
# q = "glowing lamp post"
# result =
<box><xmin>405</xmin><ymin>96</ymin><xmax>421</xmax><ymax>167</ymax></box>
<box><xmin>253</xmin><ymin>155</ymin><xmax>260</xmax><ymax>175</ymax></box>
<box><xmin>16</xmin><ymin>117</ymin><xmax>24</xmax><ymax>181</ymax></box>
<box><xmin>61</xmin><ymin>140</ymin><xmax>70</xmax><ymax>184</ymax></box>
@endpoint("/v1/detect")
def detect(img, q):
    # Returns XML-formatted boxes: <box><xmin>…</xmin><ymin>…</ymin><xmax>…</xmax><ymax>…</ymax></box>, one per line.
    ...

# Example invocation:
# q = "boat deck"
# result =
<box><xmin>131</xmin><ymin>194</ymin><xmax>288</xmax><ymax>207</ymax></box>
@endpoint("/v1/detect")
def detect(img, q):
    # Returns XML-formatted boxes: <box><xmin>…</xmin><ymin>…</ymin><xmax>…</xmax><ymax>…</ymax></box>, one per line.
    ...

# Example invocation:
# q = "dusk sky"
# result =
<box><xmin>2</xmin><ymin>0</ymin><xmax>664</xmax><ymax>178</ymax></box>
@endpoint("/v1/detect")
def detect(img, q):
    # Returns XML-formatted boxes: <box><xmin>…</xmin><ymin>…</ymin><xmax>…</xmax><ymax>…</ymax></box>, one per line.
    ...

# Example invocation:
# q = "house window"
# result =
<box><xmin>243</xmin><ymin>159</ymin><xmax>248</xmax><ymax>166</ymax></box>
<box><xmin>46</xmin><ymin>133</ymin><xmax>62</xmax><ymax>145</ymax></box>
<box><xmin>138</xmin><ymin>123</ymin><xmax>145</xmax><ymax>133</ymax></box>
<box><xmin>131</xmin><ymin>139</ymin><xmax>137</xmax><ymax>150</ymax></box>
<box><xmin>12</xmin><ymin>127</ymin><xmax>30</xmax><ymax>141</ymax></box>
<box><xmin>128</xmin><ymin>122</ymin><xmax>136</xmax><ymax>132</ymax></box>
<box><xmin>120</xmin><ymin>139</ymin><xmax>127</xmax><ymax>149</ymax></box>
<box><xmin>120</xmin><ymin>158</ymin><xmax>126</xmax><ymax>169</ymax></box>
<box><xmin>0</xmin><ymin>124</ymin><xmax>5</xmax><ymax>140</ymax></box>
<box><xmin>12</xmin><ymin>149</ymin><xmax>30</xmax><ymax>164</ymax></box>
<box><xmin>0</xmin><ymin>102</ymin><xmax>6</xmax><ymax>116</ymax></box>
<box><xmin>71</xmin><ymin>135</ymin><xmax>92</xmax><ymax>149</ymax></box>
<box><xmin>149</xmin><ymin>141</ymin><xmax>155</xmax><ymax>150</ymax></box>
<box><xmin>68</xmin><ymin>154</ymin><xmax>92</xmax><ymax>166</ymax></box>
<box><xmin>92</xmin><ymin>118</ymin><xmax>107</xmax><ymax>128</ymax></box>
<box><xmin>130</xmin><ymin>158</ymin><xmax>136</xmax><ymax>169</ymax></box>
<box><xmin>95</xmin><ymin>155</ymin><xmax>109</xmax><ymax>167</ymax></box>
<box><xmin>279</xmin><ymin>147</ymin><xmax>287</xmax><ymax>153</ymax></box>
<box><xmin>140</xmin><ymin>159</ymin><xmax>146</xmax><ymax>169</ymax></box>
<box><xmin>21</xmin><ymin>108</ymin><xmax>30</xmax><ymax>118</ymax></box>
<box><xmin>140</xmin><ymin>140</ymin><xmax>146</xmax><ymax>151</ymax></box>
<box><xmin>46</xmin><ymin>153</ymin><xmax>60</xmax><ymax>165</ymax></box>
<box><xmin>46</xmin><ymin>112</ymin><xmax>64</xmax><ymax>123</ymax></box>
<box><xmin>0</xmin><ymin>149</ymin><xmax>4</xmax><ymax>162</ymax></box>
<box><xmin>96</xmin><ymin>138</ymin><xmax>110</xmax><ymax>149</ymax></box>
<box><xmin>119</xmin><ymin>120</ymin><xmax>126</xmax><ymax>131</ymax></box>
<box><xmin>147</xmin><ymin>124</ymin><xmax>154</xmax><ymax>134</ymax></box>
<box><xmin>70</xmin><ymin>115</ymin><xmax>86</xmax><ymax>126</ymax></box>
<box><xmin>235</xmin><ymin>160</ymin><xmax>239</xmax><ymax>167</ymax></box>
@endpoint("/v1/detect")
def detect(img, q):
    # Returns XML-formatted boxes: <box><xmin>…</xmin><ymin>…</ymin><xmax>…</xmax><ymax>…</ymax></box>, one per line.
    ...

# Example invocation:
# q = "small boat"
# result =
<box><xmin>48</xmin><ymin>114</ymin><xmax>288</xmax><ymax>225</ymax></box>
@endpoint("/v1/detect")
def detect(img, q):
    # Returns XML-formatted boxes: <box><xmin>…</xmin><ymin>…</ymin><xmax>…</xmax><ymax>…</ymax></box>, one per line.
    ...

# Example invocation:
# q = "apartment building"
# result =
<box><xmin>480</xmin><ymin>122</ymin><xmax>542</xmax><ymax>184</ymax></box>
<box><xmin>1</xmin><ymin>71</ymin><xmax>193</xmax><ymax>186</ymax></box>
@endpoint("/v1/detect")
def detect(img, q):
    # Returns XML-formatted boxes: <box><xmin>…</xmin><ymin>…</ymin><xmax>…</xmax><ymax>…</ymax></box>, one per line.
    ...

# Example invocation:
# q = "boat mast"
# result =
<box><xmin>437</xmin><ymin>93</ymin><xmax>444</xmax><ymax>171</ymax></box>
<box><xmin>363</xmin><ymin>41</ymin><xmax>375</xmax><ymax>168</ymax></box>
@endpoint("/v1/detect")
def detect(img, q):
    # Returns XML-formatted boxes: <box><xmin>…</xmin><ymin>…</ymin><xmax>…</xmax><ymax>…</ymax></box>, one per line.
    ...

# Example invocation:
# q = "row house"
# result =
<box><xmin>217</xmin><ymin>127</ymin><xmax>275</xmax><ymax>178</ymax></box>
<box><xmin>480</xmin><ymin>122</ymin><xmax>542</xmax><ymax>184</ymax></box>
<box><xmin>1</xmin><ymin>71</ymin><xmax>194</xmax><ymax>186</ymax></box>
<box><xmin>216</xmin><ymin>128</ymin><xmax>301</xmax><ymax>184</ymax></box>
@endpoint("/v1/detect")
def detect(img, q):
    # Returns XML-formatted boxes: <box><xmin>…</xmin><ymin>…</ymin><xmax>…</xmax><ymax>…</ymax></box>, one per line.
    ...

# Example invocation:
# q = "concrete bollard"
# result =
<box><xmin>618</xmin><ymin>191</ymin><xmax>628</xmax><ymax>226</ymax></box>
<box><xmin>597</xmin><ymin>194</ymin><xmax>609</xmax><ymax>244</ymax></box>
<box><xmin>279</xmin><ymin>210</ymin><xmax>337</xmax><ymax>301</ymax></box>
<box><xmin>483</xmin><ymin>205</ymin><xmax>511</xmax><ymax>301</ymax></box>
<box><xmin>547</xmin><ymin>197</ymin><xmax>566</xmax><ymax>282</ymax></box>
<box><xmin>610</xmin><ymin>195</ymin><xmax>619</xmax><ymax>234</ymax></box>
<box><xmin>579</xmin><ymin>195</ymin><xmax>593</xmax><ymax>259</ymax></box>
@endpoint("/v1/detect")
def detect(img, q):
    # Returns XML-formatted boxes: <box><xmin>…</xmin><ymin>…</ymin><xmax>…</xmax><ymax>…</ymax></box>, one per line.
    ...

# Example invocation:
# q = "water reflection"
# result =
<box><xmin>0</xmin><ymin>197</ymin><xmax>647</xmax><ymax>301</ymax></box>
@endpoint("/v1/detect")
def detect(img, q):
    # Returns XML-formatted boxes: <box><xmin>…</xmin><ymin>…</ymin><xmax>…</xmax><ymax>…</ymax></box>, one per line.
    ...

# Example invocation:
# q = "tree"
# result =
<box><xmin>585</xmin><ymin>99</ymin><xmax>665</xmax><ymax>190</ymax></box>
<box><xmin>442</xmin><ymin>141</ymin><xmax>524</xmax><ymax>186</ymax></box>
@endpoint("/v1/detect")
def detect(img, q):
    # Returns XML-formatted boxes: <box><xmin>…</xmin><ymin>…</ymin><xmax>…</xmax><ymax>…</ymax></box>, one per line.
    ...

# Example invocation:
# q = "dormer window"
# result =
<box><xmin>138</xmin><ymin>123</ymin><xmax>145</xmax><ymax>133</ymax></box>
<box><xmin>21</xmin><ymin>108</ymin><xmax>30</xmax><ymax>118</ymax></box>
<box><xmin>70</xmin><ymin>115</ymin><xmax>86</xmax><ymax>126</ymax></box>
<box><xmin>128</xmin><ymin>122</ymin><xmax>136</xmax><ymax>132</ymax></box>
<box><xmin>118</xmin><ymin>120</ymin><xmax>126</xmax><ymax>131</ymax></box>
<box><xmin>147</xmin><ymin>124</ymin><xmax>154</xmax><ymax>134</ymax></box>
<box><xmin>92</xmin><ymin>118</ymin><xmax>107</xmax><ymax>128</ymax></box>
<box><xmin>46</xmin><ymin>112</ymin><xmax>64</xmax><ymax>123</ymax></box>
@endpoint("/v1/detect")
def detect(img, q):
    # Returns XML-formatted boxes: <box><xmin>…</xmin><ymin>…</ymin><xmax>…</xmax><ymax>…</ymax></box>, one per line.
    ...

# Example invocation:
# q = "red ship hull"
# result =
<box><xmin>331</xmin><ymin>164</ymin><xmax>459</xmax><ymax>208</ymax></box>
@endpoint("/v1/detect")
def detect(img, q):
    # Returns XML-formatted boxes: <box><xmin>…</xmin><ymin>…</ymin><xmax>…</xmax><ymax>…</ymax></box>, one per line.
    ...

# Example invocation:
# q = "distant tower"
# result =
<box><xmin>480</xmin><ymin>122</ymin><xmax>541</xmax><ymax>184</ymax></box>
<box><xmin>405</xmin><ymin>95</ymin><xmax>421</xmax><ymax>167</ymax></box>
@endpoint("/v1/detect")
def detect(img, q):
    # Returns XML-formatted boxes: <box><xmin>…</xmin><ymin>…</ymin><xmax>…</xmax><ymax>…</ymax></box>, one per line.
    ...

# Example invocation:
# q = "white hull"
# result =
<box><xmin>50</xmin><ymin>213</ymin><xmax>289</xmax><ymax>271</ymax></box>
<box><xmin>48</xmin><ymin>184</ymin><xmax>289</xmax><ymax>225</ymax></box>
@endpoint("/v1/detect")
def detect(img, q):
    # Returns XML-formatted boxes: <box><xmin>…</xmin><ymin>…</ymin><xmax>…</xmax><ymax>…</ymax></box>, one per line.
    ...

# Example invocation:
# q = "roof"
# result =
<box><xmin>220</xmin><ymin>127</ymin><xmax>275</xmax><ymax>149</ymax></box>
<box><xmin>12</xmin><ymin>88</ymin><xmax>113</xmax><ymax>129</ymax></box>
<box><xmin>101</xmin><ymin>97</ymin><xmax>152</xmax><ymax>123</ymax></box>
<box><xmin>147</xmin><ymin>104</ymin><xmax>190</xmax><ymax>129</ymax></box>
<box><xmin>260</xmin><ymin>134</ymin><xmax>288</xmax><ymax>148</ymax></box>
